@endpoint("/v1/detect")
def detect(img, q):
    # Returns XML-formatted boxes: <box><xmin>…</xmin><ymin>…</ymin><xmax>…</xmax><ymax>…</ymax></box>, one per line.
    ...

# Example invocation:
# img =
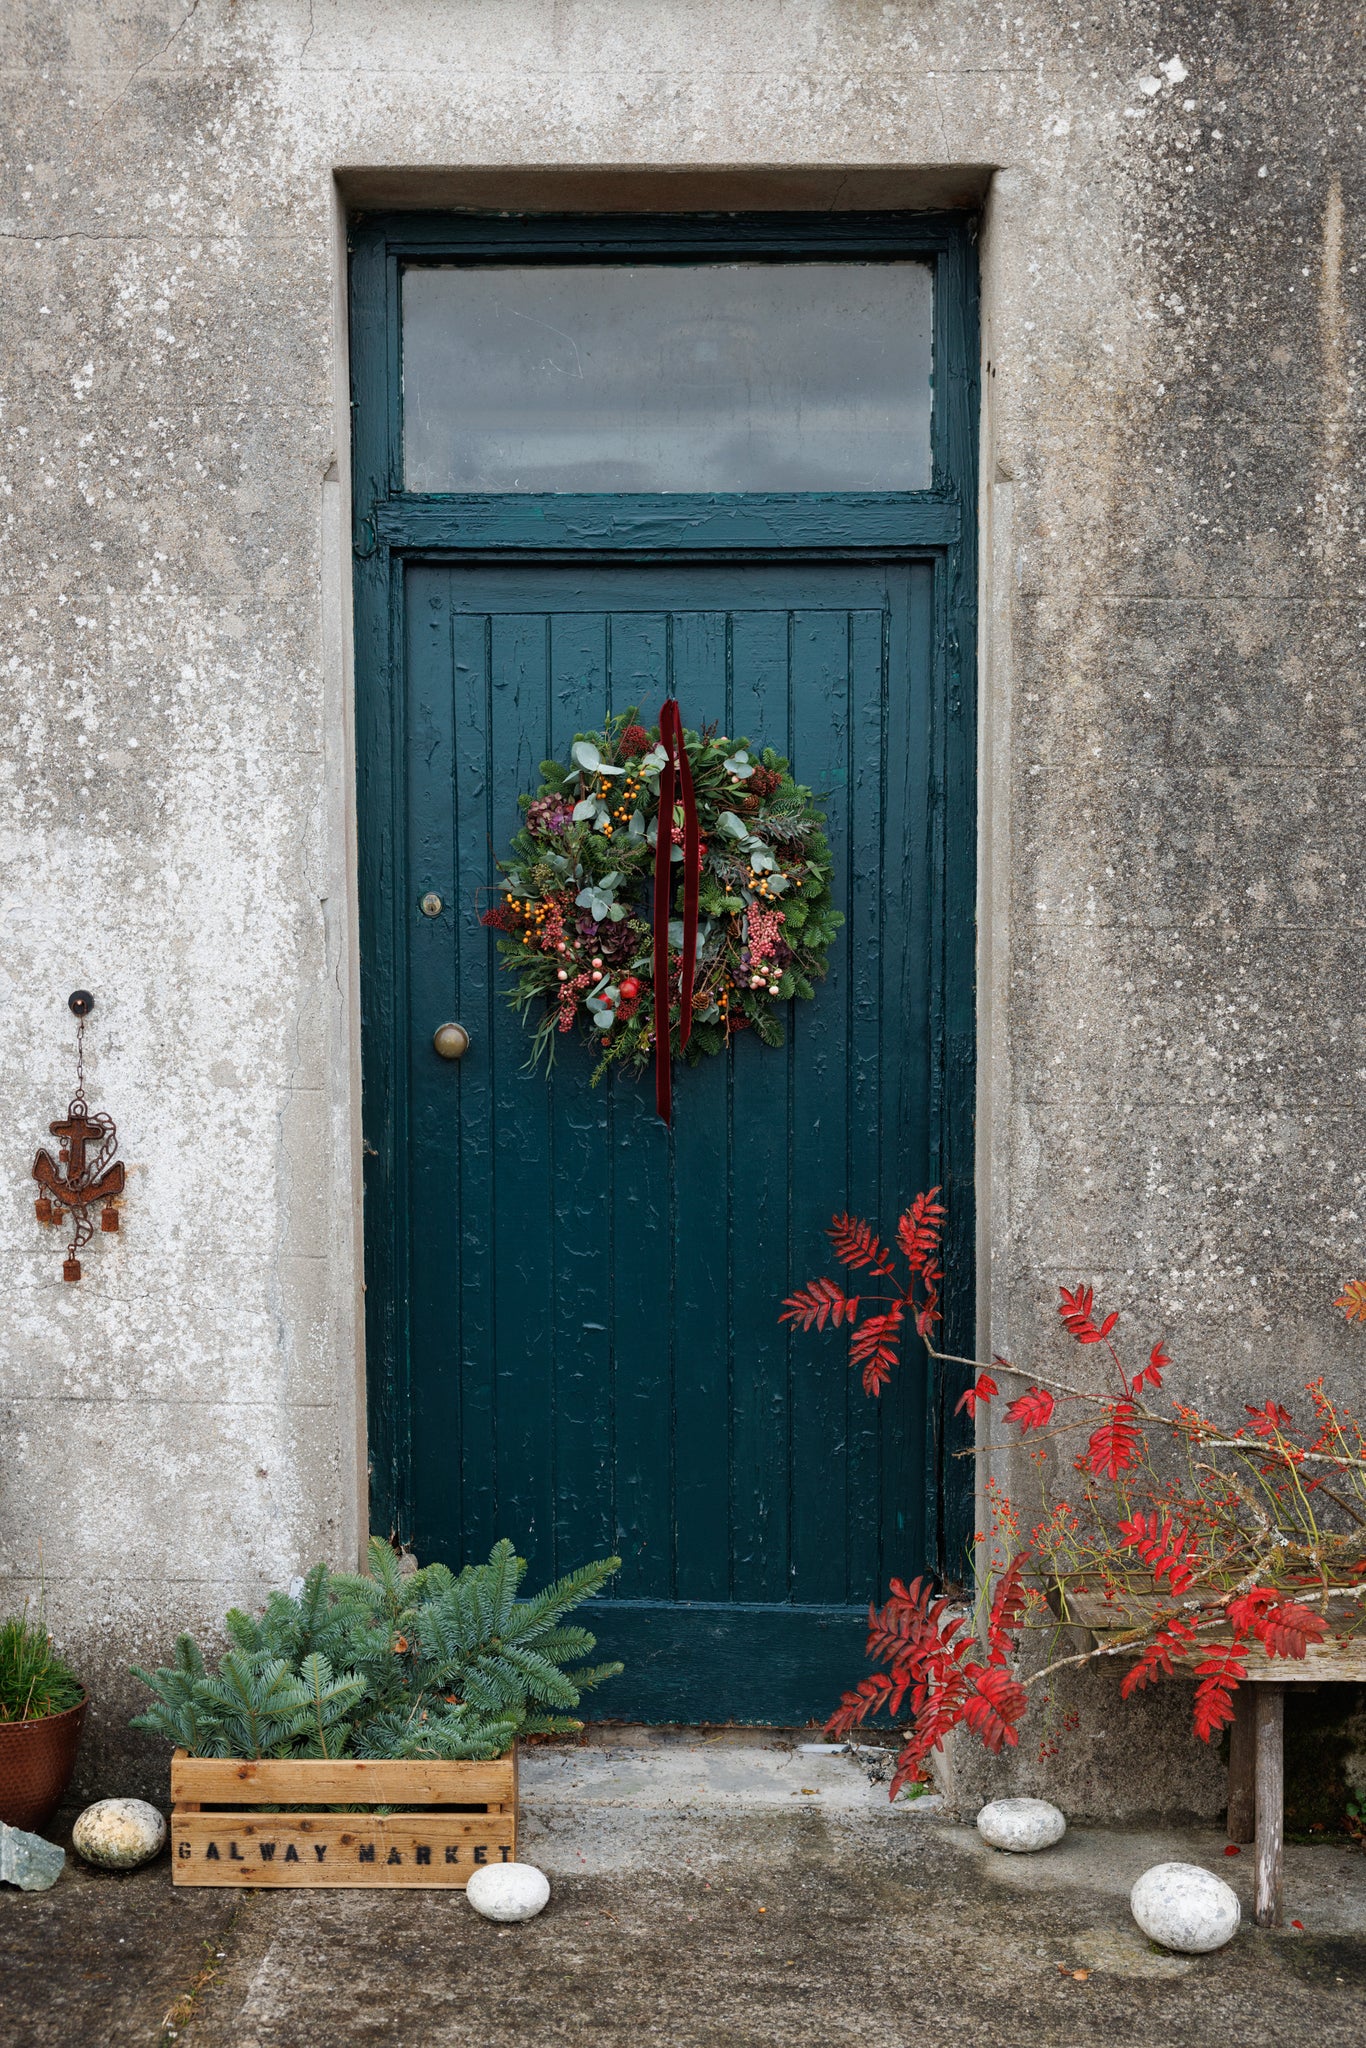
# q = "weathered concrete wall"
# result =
<box><xmin>0</xmin><ymin>1</ymin><xmax>1361</xmax><ymax>1814</ymax></box>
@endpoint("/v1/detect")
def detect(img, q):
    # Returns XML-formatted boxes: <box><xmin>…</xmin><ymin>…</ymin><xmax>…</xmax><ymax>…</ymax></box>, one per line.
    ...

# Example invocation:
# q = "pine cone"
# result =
<box><xmin>749</xmin><ymin>766</ymin><xmax>781</xmax><ymax>798</ymax></box>
<box><xmin>619</xmin><ymin>724</ymin><xmax>652</xmax><ymax>758</ymax></box>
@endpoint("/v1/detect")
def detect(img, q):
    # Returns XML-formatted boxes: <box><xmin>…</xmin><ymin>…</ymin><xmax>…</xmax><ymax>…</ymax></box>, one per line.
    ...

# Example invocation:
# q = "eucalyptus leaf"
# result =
<box><xmin>576</xmin><ymin>877</ymin><xmax>622</xmax><ymax>920</ymax></box>
<box><xmin>571</xmin><ymin>740</ymin><xmax>602</xmax><ymax>773</ymax></box>
<box><xmin>715</xmin><ymin>811</ymin><xmax>749</xmax><ymax>841</ymax></box>
<box><xmin>628</xmin><ymin>811</ymin><xmax>646</xmax><ymax>840</ymax></box>
<box><xmin>723</xmin><ymin>750</ymin><xmax>754</xmax><ymax>778</ymax></box>
<box><xmin>572</xmin><ymin>798</ymin><xmax>599</xmax><ymax>823</ymax></box>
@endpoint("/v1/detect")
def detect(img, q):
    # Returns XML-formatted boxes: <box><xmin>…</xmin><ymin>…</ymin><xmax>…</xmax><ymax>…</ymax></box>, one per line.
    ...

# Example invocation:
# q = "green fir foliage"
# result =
<box><xmin>130</xmin><ymin>1539</ymin><xmax>622</xmax><ymax>1761</ymax></box>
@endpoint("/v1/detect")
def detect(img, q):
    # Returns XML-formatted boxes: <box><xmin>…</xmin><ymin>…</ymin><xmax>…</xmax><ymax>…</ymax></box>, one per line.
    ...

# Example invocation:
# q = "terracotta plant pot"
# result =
<box><xmin>0</xmin><ymin>1694</ymin><xmax>87</xmax><ymax>1832</ymax></box>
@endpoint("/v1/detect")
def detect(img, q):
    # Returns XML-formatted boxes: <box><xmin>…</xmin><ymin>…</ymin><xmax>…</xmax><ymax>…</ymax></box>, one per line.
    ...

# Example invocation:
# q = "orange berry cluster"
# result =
<box><xmin>604</xmin><ymin>768</ymin><xmax>647</xmax><ymax>836</ymax></box>
<box><xmin>505</xmin><ymin>893</ymin><xmax>554</xmax><ymax>947</ymax></box>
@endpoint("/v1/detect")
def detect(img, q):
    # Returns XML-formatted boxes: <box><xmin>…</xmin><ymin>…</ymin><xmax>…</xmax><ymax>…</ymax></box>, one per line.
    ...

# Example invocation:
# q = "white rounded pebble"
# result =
<box><xmin>466</xmin><ymin>1861</ymin><xmax>551</xmax><ymax>1922</ymax></box>
<box><xmin>976</xmin><ymin>1796</ymin><xmax>1067</xmax><ymax>1853</ymax></box>
<box><xmin>1130</xmin><ymin>1863</ymin><xmax>1240</xmax><ymax>1954</ymax></box>
<box><xmin>71</xmin><ymin>1798</ymin><xmax>167</xmax><ymax>1871</ymax></box>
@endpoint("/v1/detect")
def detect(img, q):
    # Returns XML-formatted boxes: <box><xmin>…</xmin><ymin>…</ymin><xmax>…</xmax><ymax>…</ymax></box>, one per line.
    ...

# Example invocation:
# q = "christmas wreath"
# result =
<box><xmin>482</xmin><ymin>707</ymin><xmax>842</xmax><ymax>1105</ymax></box>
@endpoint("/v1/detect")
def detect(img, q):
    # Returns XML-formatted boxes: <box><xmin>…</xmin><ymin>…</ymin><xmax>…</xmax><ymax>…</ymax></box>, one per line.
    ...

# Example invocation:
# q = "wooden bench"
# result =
<box><xmin>1066</xmin><ymin>1595</ymin><xmax>1365</xmax><ymax>1927</ymax></box>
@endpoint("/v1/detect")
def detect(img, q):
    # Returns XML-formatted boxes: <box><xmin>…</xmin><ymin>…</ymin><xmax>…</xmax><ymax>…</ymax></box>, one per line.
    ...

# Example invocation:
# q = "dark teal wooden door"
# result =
<box><xmin>351</xmin><ymin>210</ymin><xmax>979</xmax><ymax>1723</ymax></box>
<box><xmin>401</xmin><ymin>559</ymin><xmax>937</xmax><ymax>1715</ymax></box>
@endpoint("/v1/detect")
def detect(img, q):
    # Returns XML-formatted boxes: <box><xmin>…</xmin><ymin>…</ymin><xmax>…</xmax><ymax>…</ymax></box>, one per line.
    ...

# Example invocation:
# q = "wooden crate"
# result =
<box><xmin>170</xmin><ymin>1748</ymin><xmax>517</xmax><ymax>1888</ymax></box>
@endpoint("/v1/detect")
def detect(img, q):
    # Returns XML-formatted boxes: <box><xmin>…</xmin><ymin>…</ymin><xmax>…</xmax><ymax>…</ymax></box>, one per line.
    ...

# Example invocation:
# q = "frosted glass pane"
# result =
<box><xmin>402</xmin><ymin>261</ymin><xmax>933</xmax><ymax>492</ymax></box>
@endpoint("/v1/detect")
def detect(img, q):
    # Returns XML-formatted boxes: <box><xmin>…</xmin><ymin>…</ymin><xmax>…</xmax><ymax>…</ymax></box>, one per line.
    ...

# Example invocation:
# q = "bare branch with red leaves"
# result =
<box><xmin>780</xmin><ymin>1188</ymin><xmax>1366</xmax><ymax>1798</ymax></box>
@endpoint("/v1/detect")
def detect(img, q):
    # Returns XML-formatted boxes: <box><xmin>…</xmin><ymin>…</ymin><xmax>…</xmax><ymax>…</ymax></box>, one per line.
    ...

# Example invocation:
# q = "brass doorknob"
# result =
<box><xmin>433</xmin><ymin>1022</ymin><xmax>470</xmax><ymax>1061</ymax></box>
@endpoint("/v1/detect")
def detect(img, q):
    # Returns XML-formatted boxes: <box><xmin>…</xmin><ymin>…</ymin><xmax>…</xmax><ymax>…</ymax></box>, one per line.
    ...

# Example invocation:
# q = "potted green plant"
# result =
<box><xmin>0</xmin><ymin>1605</ymin><xmax>87</xmax><ymax>1832</ymax></box>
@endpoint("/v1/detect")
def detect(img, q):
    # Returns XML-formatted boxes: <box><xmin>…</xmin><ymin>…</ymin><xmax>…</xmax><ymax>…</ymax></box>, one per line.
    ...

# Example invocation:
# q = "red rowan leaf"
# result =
<box><xmin>1131</xmin><ymin>1341</ymin><xmax>1170</xmax><ymax>1396</ymax></box>
<box><xmin>849</xmin><ymin>1303</ymin><xmax>905</xmax><ymax>1395</ymax></box>
<box><xmin>828</xmin><ymin>1213</ymin><xmax>897</xmax><ymax>1276</ymax></box>
<box><xmin>1115</xmin><ymin>1511</ymin><xmax>1199</xmax><ymax>1596</ymax></box>
<box><xmin>778</xmin><ymin>1276</ymin><xmax>860</xmax><ymax>1333</ymax></box>
<box><xmin>1228</xmin><ymin>1588</ymin><xmax>1327</xmax><ymax>1661</ymax></box>
<box><xmin>1119</xmin><ymin>1618</ymin><xmax>1198</xmax><ymax>1699</ymax></box>
<box><xmin>960</xmin><ymin>1663</ymin><xmax>1028</xmax><ymax>1753</ymax></box>
<box><xmin>1225</xmin><ymin>1586</ymin><xmax>1275</xmax><ymax>1637</ymax></box>
<box><xmin>1244</xmin><ymin>1400</ymin><xmax>1296</xmax><ymax>1440</ymax></box>
<box><xmin>1192</xmin><ymin>1647</ymin><xmax>1246</xmax><ymax>1742</ymax></box>
<box><xmin>1085</xmin><ymin>1401</ymin><xmax>1142</xmax><ymax>1480</ymax></box>
<box><xmin>887</xmin><ymin>1750</ymin><xmax>934</xmax><ymax>1801</ymax></box>
<box><xmin>825</xmin><ymin>1673</ymin><xmax>897</xmax><ymax>1739</ymax></box>
<box><xmin>1058</xmin><ymin>1282</ymin><xmax>1116</xmax><ymax>1345</ymax></box>
<box><xmin>1258</xmin><ymin>1600</ymin><xmax>1327</xmax><ymax>1660</ymax></box>
<box><xmin>955</xmin><ymin>1373</ymin><xmax>998</xmax><ymax>1420</ymax></box>
<box><xmin>1005</xmin><ymin>1386</ymin><xmax>1055</xmax><ymax>1434</ymax></box>
<box><xmin>895</xmin><ymin>1188</ymin><xmax>947</xmax><ymax>1274</ymax></box>
<box><xmin>866</xmin><ymin>1577</ymin><xmax>966</xmax><ymax>1674</ymax></box>
<box><xmin>986</xmin><ymin>1557</ymin><xmax>1026</xmax><ymax>1667</ymax></box>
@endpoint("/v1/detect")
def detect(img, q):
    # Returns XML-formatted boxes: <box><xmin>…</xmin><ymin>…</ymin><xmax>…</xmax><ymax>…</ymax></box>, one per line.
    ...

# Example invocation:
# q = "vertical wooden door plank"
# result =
<box><xmin>728</xmin><ymin>607</ymin><xmax>795</xmax><ymax>1604</ymax></box>
<box><xmin>878</xmin><ymin>564</ymin><xmax>932</xmax><ymax>1584</ymax></box>
<box><xmin>669</xmin><ymin>606</ymin><xmax>733</xmax><ymax>1602</ymax></box>
<box><xmin>843</xmin><ymin>602</ymin><xmax>889</xmax><ymax>1601</ymax></box>
<box><xmin>448</xmin><ymin>592</ymin><xmax>496</xmax><ymax>1561</ymax></box>
<box><xmin>548</xmin><ymin>606</ymin><xmax>616</xmax><ymax>1572</ymax></box>
<box><xmin>405</xmin><ymin>569</ymin><xmax>465</xmax><ymax>1558</ymax></box>
<box><xmin>788</xmin><ymin>594</ymin><xmax>854</xmax><ymax>1604</ymax></box>
<box><xmin>486</xmin><ymin>606</ymin><xmax>556</xmax><ymax>1574</ymax></box>
<box><xmin>606</xmin><ymin>605</ymin><xmax>674</xmax><ymax>1600</ymax></box>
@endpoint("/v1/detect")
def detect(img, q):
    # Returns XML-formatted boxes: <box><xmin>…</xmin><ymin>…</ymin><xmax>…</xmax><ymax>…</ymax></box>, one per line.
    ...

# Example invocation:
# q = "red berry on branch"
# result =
<box><xmin>619</xmin><ymin>976</ymin><xmax>641</xmax><ymax>1000</ymax></box>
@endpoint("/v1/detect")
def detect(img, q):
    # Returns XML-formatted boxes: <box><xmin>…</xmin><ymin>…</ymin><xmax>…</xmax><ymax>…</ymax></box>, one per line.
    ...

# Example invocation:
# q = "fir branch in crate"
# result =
<box><xmin>131</xmin><ymin>1538</ymin><xmax>622</xmax><ymax>1761</ymax></box>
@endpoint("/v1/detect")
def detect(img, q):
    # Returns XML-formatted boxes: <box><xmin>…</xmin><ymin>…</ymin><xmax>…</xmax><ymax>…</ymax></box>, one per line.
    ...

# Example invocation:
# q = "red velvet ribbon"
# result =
<box><xmin>653</xmin><ymin>699</ymin><xmax>700</xmax><ymax>1126</ymax></box>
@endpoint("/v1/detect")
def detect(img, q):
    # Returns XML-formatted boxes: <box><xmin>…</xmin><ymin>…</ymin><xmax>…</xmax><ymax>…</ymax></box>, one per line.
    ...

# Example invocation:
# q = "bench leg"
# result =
<box><xmin>1227</xmin><ymin>1685</ymin><xmax>1256</xmax><ymax>1843</ymax></box>
<box><xmin>1254</xmin><ymin>1684</ymin><xmax>1284</xmax><ymax>1929</ymax></box>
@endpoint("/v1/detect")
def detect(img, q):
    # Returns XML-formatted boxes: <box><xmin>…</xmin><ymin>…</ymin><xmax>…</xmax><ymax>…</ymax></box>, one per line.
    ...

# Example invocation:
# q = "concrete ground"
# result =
<box><xmin>3</xmin><ymin>1730</ymin><xmax>1364</xmax><ymax>2048</ymax></box>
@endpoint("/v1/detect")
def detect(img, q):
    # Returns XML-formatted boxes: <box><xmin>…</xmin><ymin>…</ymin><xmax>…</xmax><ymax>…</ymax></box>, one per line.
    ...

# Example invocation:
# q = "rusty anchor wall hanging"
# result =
<box><xmin>33</xmin><ymin>991</ymin><xmax>125</xmax><ymax>1282</ymax></box>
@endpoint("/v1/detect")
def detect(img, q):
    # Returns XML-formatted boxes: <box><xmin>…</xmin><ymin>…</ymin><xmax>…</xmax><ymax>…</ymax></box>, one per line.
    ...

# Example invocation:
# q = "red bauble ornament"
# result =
<box><xmin>619</xmin><ymin>976</ymin><xmax>641</xmax><ymax>1001</ymax></box>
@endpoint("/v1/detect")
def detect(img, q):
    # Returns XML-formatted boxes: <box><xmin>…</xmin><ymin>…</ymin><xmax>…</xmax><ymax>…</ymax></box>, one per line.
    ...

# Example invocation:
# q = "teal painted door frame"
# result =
<box><xmin>349</xmin><ymin>211</ymin><xmax>980</xmax><ymax>1723</ymax></box>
